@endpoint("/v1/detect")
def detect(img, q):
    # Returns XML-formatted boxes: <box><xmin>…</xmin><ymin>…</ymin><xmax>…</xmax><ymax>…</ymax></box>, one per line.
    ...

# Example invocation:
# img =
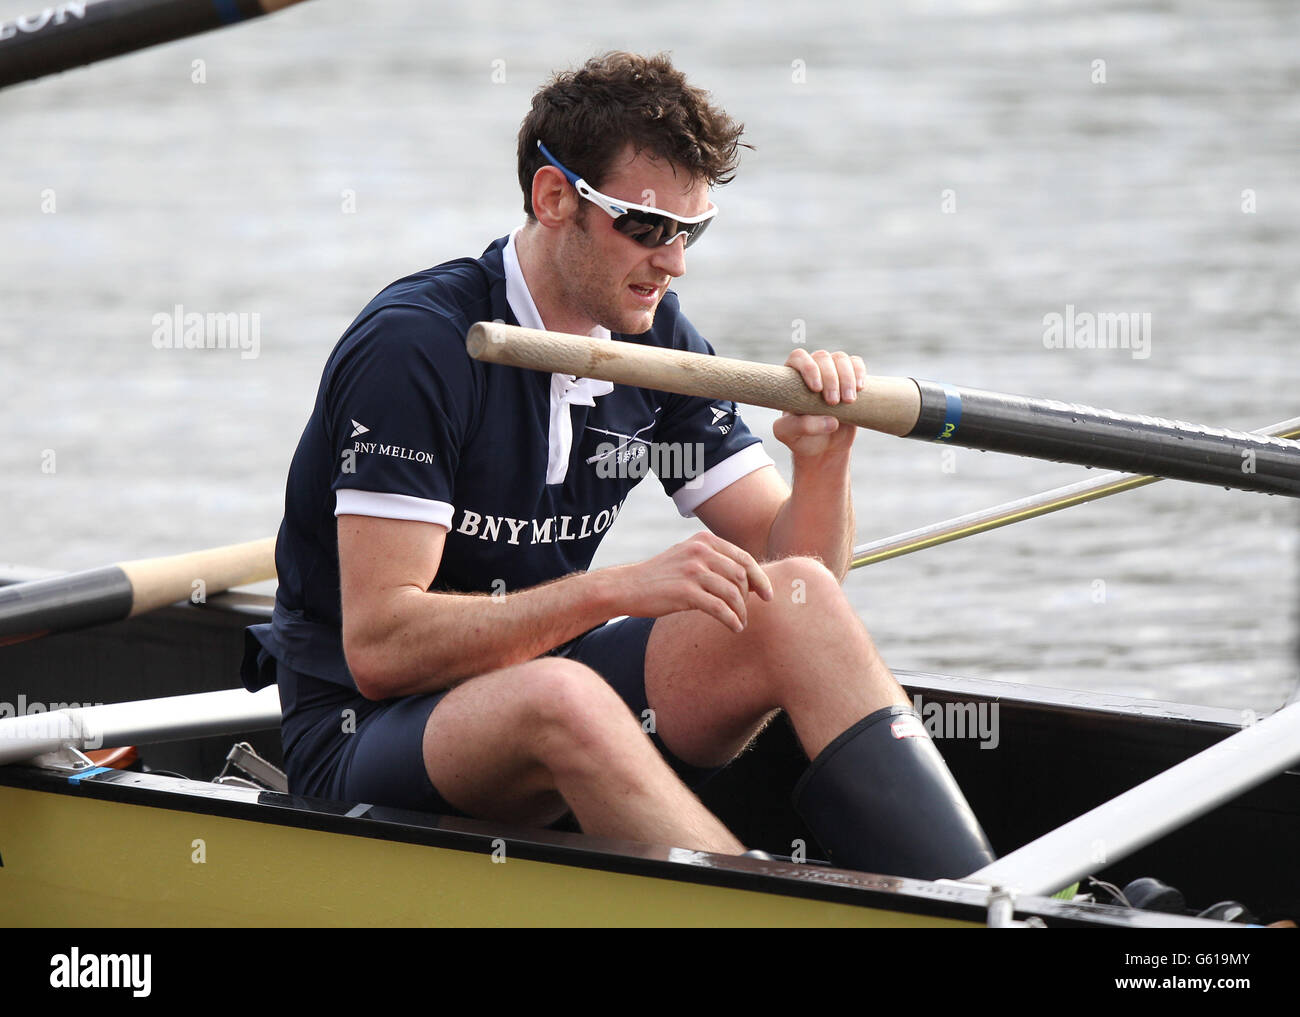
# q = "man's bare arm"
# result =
<box><xmin>339</xmin><ymin>515</ymin><xmax>621</xmax><ymax>699</ymax></box>
<box><xmin>694</xmin><ymin>349</ymin><xmax>865</xmax><ymax>579</ymax></box>
<box><xmin>765</xmin><ymin>442</ymin><xmax>855</xmax><ymax>578</ymax></box>
<box><xmin>339</xmin><ymin>514</ymin><xmax>773</xmax><ymax>700</ymax></box>
<box><xmin>693</xmin><ymin>454</ymin><xmax>854</xmax><ymax>579</ymax></box>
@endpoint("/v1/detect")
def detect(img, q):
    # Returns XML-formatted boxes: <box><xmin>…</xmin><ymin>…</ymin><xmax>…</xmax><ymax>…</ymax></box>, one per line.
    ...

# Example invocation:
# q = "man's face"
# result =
<box><xmin>553</xmin><ymin>144</ymin><xmax>712</xmax><ymax>336</ymax></box>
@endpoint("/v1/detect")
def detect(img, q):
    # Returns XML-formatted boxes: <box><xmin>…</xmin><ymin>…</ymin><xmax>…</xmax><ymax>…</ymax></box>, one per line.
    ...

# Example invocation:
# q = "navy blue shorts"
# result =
<box><xmin>277</xmin><ymin>616</ymin><xmax>721</xmax><ymax>818</ymax></box>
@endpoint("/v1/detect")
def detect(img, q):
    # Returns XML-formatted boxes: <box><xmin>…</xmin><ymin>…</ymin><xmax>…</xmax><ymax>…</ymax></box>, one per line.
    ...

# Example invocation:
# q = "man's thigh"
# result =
<box><xmin>641</xmin><ymin>602</ymin><xmax>787</xmax><ymax>771</ymax></box>
<box><xmin>556</xmin><ymin>616</ymin><xmax>724</xmax><ymax>790</ymax></box>
<box><xmin>413</xmin><ymin>659</ymin><xmax>584</xmax><ymax>826</ymax></box>
<box><xmin>338</xmin><ymin>617</ymin><xmax>720</xmax><ymax>822</ymax></box>
<box><xmin>420</xmin><ymin>617</ymin><xmax>725</xmax><ymax>820</ymax></box>
<box><xmin>308</xmin><ymin>658</ymin><xmax>569</xmax><ymax>825</ymax></box>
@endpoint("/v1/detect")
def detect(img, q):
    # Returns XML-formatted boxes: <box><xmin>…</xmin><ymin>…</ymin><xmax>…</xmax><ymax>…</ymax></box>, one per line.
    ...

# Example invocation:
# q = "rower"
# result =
<box><xmin>240</xmin><ymin>51</ymin><xmax>994</xmax><ymax>881</ymax></box>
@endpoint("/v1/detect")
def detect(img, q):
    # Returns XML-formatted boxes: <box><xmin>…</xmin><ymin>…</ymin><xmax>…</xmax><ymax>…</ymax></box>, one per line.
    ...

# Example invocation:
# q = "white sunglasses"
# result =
<box><xmin>536</xmin><ymin>140</ymin><xmax>717</xmax><ymax>249</ymax></box>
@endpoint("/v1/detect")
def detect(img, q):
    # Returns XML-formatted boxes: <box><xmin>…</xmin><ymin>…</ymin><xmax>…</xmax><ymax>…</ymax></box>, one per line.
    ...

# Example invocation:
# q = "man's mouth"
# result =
<box><xmin>629</xmin><ymin>283</ymin><xmax>658</xmax><ymax>298</ymax></box>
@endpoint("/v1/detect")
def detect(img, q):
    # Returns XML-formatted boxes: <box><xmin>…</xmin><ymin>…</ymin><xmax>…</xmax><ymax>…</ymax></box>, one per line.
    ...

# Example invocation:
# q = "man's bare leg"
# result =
<box><xmin>419</xmin><ymin>655</ymin><xmax>744</xmax><ymax>854</ymax></box>
<box><xmin>643</xmin><ymin>556</ymin><xmax>908</xmax><ymax>768</ymax></box>
<box><xmin>642</xmin><ymin>555</ymin><xmax>994</xmax><ymax>878</ymax></box>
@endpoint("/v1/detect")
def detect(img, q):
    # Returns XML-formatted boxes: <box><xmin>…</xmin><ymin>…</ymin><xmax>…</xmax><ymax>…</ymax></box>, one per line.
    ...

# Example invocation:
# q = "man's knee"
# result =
<box><xmin>757</xmin><ymin>556</ymin><xmax>847</xmax><ymax>631</ymax></box>
<box><xmin>516</xmin><ymin>657</ymin><xmax>638</xmax><ymax>757</ymax></box>
<box><xmin>764</xmin><ymin>555</ymin><xmax>838</xmax><ymax>593</ymax></box>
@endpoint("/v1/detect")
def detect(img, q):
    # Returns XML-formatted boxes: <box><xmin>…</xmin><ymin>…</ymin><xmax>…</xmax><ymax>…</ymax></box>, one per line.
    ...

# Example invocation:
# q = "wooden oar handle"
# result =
<box><xmin>466</xmin><ymin>322</ymin><xmax>923</xmax><ymax>437</ymax></box>
<box><xmin>120</xmin><ymin>536</ymin><xmax>277</xmax><ymax>616</ymax></box>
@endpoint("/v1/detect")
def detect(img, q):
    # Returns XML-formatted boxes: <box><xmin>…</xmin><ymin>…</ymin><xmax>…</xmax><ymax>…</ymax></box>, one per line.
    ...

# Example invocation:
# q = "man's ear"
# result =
<box><xmin>531</xmin><ymin>166</ymin><xmax>577</xmax><ymax>229</ymax></box>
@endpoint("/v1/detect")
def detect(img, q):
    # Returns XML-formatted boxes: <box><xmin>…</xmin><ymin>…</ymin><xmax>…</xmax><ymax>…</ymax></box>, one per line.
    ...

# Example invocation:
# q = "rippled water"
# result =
<box><xmin>2</xmin><ymin>0</ymin><xmax>1297</xmax><ymax>711</ymax></box>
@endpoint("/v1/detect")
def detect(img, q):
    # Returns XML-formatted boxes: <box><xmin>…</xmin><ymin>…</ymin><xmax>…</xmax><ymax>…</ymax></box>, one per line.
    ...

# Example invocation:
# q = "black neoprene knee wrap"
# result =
<box><xmin>792</xmin><ymin>705</ymin><xmax>996</xmax><ymax>881</ymax></box>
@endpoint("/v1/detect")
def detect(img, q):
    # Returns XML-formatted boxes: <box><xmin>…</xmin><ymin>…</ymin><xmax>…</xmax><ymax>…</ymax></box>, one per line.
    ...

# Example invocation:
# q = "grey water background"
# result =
<box><xmin>2</xmin><ymin>0</ymin><xmax>1297</xmax><ymax>714</ymax></box>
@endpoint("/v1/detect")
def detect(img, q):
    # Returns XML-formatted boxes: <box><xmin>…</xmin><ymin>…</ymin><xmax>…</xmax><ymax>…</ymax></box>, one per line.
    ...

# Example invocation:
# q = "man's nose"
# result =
<box><xmin>649</xmin><ymin>235</ymin><xmax>688</xmax><ymax>277</ymax></box>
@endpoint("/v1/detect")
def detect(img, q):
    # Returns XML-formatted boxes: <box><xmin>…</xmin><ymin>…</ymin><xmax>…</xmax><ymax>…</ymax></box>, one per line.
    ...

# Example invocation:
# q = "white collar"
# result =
<box><xmin>503</xmin><ymin>229</ymin><xmax>615</xmax><ymax>485</ymax></box>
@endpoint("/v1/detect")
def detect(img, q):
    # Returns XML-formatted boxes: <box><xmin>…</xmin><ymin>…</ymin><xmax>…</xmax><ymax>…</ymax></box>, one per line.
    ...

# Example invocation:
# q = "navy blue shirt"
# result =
<box><xmin>246</xmin><ymin>234</ymin><xmax>773</xmax><ymax>691</ymax></box>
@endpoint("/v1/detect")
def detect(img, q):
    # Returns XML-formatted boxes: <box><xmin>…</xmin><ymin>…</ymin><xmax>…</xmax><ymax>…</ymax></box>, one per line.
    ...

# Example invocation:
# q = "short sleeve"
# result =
<box><xmin>652</xmin><ymin>314</ymin><xmax>775</xmax><ymax>517</ymax></box>
<box><xmin>326</xmin><ymin>306</ymin><xmax>476</xmax><ymax>530</ymax></box>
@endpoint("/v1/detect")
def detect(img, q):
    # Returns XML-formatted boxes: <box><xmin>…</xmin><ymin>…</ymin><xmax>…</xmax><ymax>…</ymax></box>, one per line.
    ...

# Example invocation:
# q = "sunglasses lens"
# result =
<box><xmin>613</xmin><ymin>210</ymin><xmax>669</xmax><ymax>246</ymax></box>
<box><xmin>613</xmin><ymin>209</ymin><xmax>712</xmax><ymax>249</ymax></box>
<box><xmin>681</xmin><ymin>214</ymin><xmax>711</xmax><ymax>249</ymax></box>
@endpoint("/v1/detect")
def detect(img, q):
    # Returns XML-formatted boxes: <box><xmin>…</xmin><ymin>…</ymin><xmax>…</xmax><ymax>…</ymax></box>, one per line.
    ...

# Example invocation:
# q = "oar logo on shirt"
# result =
<box><xmin>584</xmin><ymin>407</ymin><xmax>661</xmax><ymax>467</ymax></box>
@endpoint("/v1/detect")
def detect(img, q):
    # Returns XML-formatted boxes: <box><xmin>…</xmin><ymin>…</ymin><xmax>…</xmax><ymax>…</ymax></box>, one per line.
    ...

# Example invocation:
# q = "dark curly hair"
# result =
<box><xmin>517</xmin><ymin>52</ymin><xmax>748</xmax><ymax>219</ymax></box>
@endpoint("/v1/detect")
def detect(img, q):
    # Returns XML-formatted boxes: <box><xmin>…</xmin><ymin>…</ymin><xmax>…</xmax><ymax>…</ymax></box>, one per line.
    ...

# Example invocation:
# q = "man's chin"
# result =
<box><xmin>607</xmin><ymin>305</ymin><xmax>657</xmax><ymax>336</ymax></box>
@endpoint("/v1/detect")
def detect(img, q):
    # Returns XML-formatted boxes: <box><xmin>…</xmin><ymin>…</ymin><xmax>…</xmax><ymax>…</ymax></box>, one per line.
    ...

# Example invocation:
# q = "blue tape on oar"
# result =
<box><xmin>907</xmin><ymin>379</ymin><xmax>963</xmax><ymax>443</ymax></box>
<box><xmin>68</xmin><ymin>767</ymin><xmax>114</xmax><ymax>785</ymax></box>
<box><xmin>936</xmin><ymin>385</ymin><xmax>963</xmax><ymax>441</ymax></box>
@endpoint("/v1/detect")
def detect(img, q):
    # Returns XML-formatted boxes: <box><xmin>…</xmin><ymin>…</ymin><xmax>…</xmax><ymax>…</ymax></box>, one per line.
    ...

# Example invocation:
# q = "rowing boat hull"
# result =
<box><xmin>1</xmin><ymin>763</ymin><xmax>1240</xmax><ymax>928</ymax></box>
<box><xmin>1</xmin><ymin>578</ymin><xmax>1296</xmax><ymax>925</ymax></box>
<box><xmin>0</xmin><ymin>771</ymin><xmax>986</xmax><ymax>927</ymax></box>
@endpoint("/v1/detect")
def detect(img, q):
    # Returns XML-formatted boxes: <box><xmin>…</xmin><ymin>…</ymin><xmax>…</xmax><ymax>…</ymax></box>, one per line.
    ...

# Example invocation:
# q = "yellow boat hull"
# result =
<box><xmin>0</xmin><ymin>782</ymin><xmax>975</xmax><ymax>927</ymax></box>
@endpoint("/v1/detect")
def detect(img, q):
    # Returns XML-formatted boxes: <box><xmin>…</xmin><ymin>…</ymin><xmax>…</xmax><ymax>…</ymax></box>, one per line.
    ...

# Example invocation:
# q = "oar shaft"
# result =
<box><xmin>0</xmin><ymin>536</ymin><xmax>275</xmax><ymax>643</ymax></box>
<box><xmin>0</xmin><ymin>0</ymin><xmax>309</xmax><ymax>90</ymax></box>
<box><xmin>853</xmin><ymin>475</ymin><xmax>1156</xmax><ymax>569</ymax></box>
<box><xmin>852</xmin><ymin>415</ymin><xmax>1300</xmax><ymax>568</ymax></box>
<box><xmin>0</xmin><ymin>686</ymin><xmax>282</xmax><ymax>766</ymax></box>
<box><xmin>466</xmin><ymin>322</ymin><xmax>1300</xmax><ymax>498</ymax></box>
<box><xmin>907</xmin><ymin>380</ymin><xmax>1300</xmax><ymax>497</ymax></box>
